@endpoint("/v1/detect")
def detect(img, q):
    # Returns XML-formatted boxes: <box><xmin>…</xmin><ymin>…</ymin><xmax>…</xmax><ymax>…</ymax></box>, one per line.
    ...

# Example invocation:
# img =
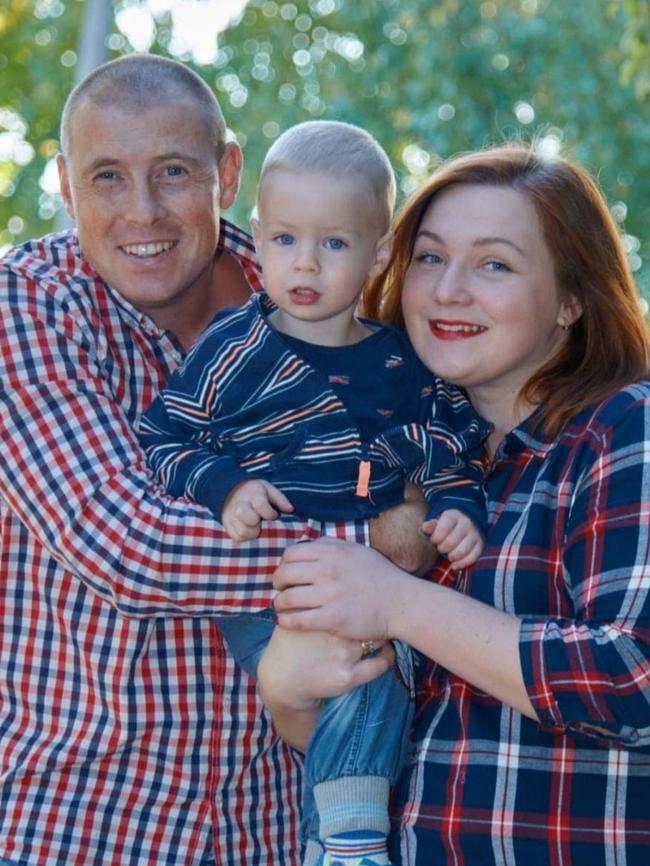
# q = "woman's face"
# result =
<box><xmin>402</xmin><ymin>183</ymin><xmax>576</xmax><ymax>413</ymax></box>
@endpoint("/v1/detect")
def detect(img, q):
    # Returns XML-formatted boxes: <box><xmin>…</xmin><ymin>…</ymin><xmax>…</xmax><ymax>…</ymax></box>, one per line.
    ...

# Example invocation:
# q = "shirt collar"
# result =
<box><xmin>497</xmin><ymin>406</ymin><xmax>555</xmax><ymax>459</ymax></box>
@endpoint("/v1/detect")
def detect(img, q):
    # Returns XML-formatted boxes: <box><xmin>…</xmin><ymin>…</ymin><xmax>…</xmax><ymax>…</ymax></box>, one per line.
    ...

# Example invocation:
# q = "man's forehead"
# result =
<box><xmin>68</xmin><ymin>97</ymin><xmax>215</xmax><ymax>164</ymax></box>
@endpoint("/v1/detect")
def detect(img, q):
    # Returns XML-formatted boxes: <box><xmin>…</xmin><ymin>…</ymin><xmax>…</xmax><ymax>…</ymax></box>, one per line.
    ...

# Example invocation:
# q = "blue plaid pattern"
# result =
<box><xmin>392</xmin><ymin>386</ymin><xmax>650</xmax><ymax>866</ymax></box>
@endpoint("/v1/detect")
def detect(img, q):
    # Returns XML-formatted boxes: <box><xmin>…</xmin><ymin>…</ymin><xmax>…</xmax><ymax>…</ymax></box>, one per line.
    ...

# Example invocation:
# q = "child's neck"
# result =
<box><xmin>269</xmin><ymin>309</ymin><xmax>374</xmax><ymax>347</ymax></box>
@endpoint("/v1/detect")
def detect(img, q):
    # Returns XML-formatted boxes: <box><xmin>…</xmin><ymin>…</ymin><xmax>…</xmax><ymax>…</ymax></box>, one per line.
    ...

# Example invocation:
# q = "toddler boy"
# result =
<box><xmin>139</xmin><ymin>120</ymin><xmax>489</xmax><ymax>866</ymax></box>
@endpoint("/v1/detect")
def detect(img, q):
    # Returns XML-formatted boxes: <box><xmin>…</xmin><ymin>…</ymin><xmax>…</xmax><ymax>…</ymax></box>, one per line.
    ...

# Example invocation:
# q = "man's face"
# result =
<box><xmin>57</xmin><ymin>98</ymin><xmax>241</xmax><ymax>325</ymax></box>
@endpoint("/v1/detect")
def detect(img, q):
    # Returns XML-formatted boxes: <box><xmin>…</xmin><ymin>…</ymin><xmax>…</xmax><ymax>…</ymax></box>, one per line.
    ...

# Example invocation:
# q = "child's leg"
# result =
<box><xmin>214</xmin><ymin>607</ymin><xmax>276</xmax><ymax>678</ymax></box>
<box><xmin>303</xmin><ymin>641</ymin><xmax>415</xmax><ymax>866</ymax></box>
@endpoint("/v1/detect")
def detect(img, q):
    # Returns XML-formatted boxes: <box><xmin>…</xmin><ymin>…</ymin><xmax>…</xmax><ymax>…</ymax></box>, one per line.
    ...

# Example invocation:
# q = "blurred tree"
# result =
<box><xmin>617</xmin><ymin>0</ymin><xmax>650</xmax><ymax>98</ymax></box>
<box><xmin>1</xmin><ymin>0</ymin><xmax>649</xmax><ymax>298</ymax></box>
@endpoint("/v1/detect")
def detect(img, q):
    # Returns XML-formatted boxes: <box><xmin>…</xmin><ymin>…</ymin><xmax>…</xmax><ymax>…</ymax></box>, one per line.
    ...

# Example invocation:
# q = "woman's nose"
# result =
<box><xmin>432</xmin><ymin>262</ymin><xmax>472</xmax><ymax>304</ymax></box>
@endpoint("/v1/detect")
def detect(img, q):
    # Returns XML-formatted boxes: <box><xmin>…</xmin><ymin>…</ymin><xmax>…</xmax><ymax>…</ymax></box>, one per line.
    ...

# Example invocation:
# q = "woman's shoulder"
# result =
<box><xmin>561</xmin><ymin>380</ymin><xmax>650</xmax><ymax>446</ymax></box>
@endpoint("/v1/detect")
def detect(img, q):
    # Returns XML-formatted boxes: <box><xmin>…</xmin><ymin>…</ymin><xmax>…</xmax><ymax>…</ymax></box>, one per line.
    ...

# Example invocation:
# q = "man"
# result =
<box><xmin>0</xmin><ymin>55</ymin><xmax>430</xmax><ymax>866</ymax></box>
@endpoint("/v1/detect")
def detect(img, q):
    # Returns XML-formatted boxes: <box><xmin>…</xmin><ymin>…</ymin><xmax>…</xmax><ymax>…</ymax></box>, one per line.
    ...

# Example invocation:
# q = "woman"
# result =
<box><xmin>259</xmin><ymin>144</ymin><xmax>650</xmax><ymax>866</ymax></box>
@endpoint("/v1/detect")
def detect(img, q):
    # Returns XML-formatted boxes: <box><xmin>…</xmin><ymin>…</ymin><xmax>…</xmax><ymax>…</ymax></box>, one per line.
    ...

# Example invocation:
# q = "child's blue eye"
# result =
<box><xmin>324</xmin><ymin>237</ymin><xmax>346</xmax><ymax>250</ymax></box>
<box><xmin>275</xmin><ymin>234</ymin><xmax>295</xmax><ymax>246</ymax></box>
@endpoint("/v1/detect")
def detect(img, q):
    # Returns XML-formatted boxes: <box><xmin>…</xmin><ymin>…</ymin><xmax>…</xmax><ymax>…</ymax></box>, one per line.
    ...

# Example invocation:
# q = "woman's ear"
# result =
<box><xmin>369</xmin><ymin>230</ymin><xmax>394</xmax><ymax>278</ymax></box>
<box><xmin>558</xmin><ymin>293</ymin><xmax>583</xmax><ymax>329</ymax></box>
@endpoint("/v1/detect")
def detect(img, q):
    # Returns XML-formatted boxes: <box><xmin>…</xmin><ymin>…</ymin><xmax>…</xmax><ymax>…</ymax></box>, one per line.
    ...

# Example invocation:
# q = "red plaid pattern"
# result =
<box><xmin>0</xmin><ymin>222</ymin><xmax>368</xmax><ymax>866</ymax></box>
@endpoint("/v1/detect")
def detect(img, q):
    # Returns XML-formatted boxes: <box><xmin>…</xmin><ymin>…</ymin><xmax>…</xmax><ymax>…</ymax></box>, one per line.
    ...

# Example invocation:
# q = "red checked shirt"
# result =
<box><xmin>0</xmin><ymin>222</ymin><xmax>367</xmax><ymax>866</ymax></box>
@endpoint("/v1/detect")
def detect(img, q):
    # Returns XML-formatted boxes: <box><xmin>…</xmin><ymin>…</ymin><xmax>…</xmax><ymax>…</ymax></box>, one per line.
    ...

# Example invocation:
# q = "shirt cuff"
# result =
<box><xmin>193</xmin><ymin>461</ymin><xmax>252</xmax><ymax>522</ymax></box>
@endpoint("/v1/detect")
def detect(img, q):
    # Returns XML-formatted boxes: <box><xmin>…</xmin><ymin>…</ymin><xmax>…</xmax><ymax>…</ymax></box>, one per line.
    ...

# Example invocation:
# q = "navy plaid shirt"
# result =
<box><xmin>392</xmin><ymin>384</ymin><xmax>650</xmax><ymax>866</ymax></box>
<box><xmin>0</xmin><ymin>223</ymin><xmax>367</xmax><ymax>866</ymax></box>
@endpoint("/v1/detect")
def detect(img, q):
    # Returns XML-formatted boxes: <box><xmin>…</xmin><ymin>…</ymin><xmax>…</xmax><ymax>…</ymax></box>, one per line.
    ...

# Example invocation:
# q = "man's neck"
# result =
<box><xmin>151</xmin><ymin>249</ymin><xmax>253</xmax><ymax>351</ymax></box>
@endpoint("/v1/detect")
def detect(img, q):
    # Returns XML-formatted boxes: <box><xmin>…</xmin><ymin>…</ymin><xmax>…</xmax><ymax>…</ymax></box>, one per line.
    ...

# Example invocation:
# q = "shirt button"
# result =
<box><xmin>139</xmin><ymin>316</ymin><xmax>161</xmax><ymax>338</ymax></box>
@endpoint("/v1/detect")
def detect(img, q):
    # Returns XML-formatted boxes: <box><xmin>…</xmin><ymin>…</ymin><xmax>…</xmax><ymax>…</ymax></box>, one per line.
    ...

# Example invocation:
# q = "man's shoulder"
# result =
<box><xmin>0</xmin><ymin>230</ymin><xmax>118</xmax><ymax>340</ymax></box>
<box><xmin>3</xmin><ymin>230</ymin><xmax>84</xmax><ymax>283</ymax></box>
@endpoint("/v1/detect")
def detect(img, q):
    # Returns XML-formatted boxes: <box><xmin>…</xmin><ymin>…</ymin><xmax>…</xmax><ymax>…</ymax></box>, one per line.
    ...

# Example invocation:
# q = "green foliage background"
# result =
<box><xmin>1</xmin><ymin>0</ymin><xmax>649</xmax><ymax>297</ymax></box>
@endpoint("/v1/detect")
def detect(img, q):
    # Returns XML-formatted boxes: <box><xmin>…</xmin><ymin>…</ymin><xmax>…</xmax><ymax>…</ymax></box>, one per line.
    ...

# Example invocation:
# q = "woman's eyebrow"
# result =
<box><xmin>474</xmin><ymin>236</ymin><xmax>526</xmax><ymax>256</ymax></box>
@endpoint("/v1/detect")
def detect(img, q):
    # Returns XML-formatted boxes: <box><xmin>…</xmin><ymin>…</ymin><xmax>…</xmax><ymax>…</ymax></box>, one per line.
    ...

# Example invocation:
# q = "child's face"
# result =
<box><xmin>252</xmin><ymin>169</ymin><xmax>391</xmax><ymax>345</ymax></box>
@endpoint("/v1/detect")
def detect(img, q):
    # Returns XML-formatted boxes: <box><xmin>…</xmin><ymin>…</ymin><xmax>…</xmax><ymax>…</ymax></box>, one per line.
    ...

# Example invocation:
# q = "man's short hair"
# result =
<box><xmin>60</xmin><ymin>53</ymin><xmax>227</xmax><ymax>160</ymax></box>
<box><xmin>259</xmin><ymin>120</ymin><xmax>396</xmax><ymax>231</ymax></box>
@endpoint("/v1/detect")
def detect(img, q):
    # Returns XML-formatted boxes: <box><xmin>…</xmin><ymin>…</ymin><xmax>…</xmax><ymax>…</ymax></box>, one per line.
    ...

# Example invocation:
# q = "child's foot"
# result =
<box><xmin>321</xmin><ymin>830</ymin><xmax>391</xmax><ymax>866</ymax></box>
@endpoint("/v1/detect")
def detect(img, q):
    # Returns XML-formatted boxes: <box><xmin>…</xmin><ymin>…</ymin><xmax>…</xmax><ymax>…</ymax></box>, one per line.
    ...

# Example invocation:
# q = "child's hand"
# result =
<box><xmin>420</xmin><ymin>508</ymin><xmax>484</xmax><ymax>570</ymax></box>
<box><xmin>222</xmin><ymin>479</ymin><xmax>294</xmax><ymax>542</ymax></box>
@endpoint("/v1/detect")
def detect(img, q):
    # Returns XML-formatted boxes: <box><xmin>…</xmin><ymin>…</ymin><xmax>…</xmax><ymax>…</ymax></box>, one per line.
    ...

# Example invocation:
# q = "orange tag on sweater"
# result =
<box><xmin>356</xmin><ymin>460</ymin><xmax>371</xmax><ymax>497</ymax></box>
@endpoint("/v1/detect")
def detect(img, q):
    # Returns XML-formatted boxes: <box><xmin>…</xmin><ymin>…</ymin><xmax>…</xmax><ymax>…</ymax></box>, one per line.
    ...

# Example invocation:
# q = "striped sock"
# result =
<box><xmin>323</xmin><ymin>830</ymin><xmax>390</xmax><ymax>865</ymax></box>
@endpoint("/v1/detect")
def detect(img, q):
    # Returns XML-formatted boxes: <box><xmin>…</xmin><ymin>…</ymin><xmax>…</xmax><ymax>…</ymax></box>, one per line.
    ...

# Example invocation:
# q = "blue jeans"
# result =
<box><xmin>216</xmin><ymin>610</ymin><xmax>415</xmax><ymax>843</ymax></box>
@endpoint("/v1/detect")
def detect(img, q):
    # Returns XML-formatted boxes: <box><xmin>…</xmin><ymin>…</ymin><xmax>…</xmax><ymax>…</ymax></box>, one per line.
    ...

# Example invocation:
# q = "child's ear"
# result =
<box><xmin>250</xmin><ymin>216</ymin><xmax>261</xmax><ymax>250</ymax></box>
<box><xmin>369</xmin><ymin>230</ymin><xmax>394</xmax><ymax>278</ymax></box>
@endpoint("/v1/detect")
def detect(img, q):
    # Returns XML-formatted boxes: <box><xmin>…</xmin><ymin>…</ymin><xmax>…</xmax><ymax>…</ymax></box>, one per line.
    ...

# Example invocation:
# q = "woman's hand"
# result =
<box><xmin>273</xmin><ymin>538</ymin><xmax>407</xmax><ymax>640</ymax></box>
<box><xmin>257</xmin><ymin>624</ymin><xmax>393</xmax><ymax>751</ymax></box>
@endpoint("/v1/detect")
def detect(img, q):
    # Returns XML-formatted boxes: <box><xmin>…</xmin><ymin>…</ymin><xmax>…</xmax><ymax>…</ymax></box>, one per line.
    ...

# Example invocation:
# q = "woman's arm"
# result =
<box><xmin>272</xmin><ymin>539</ymin><xmax>536</xmax><ymax>719</ymax></box>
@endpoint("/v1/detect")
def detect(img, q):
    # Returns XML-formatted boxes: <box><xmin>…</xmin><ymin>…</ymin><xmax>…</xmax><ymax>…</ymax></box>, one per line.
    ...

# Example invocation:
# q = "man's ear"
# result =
<box><xmin>368</xmin><ymin>229</ymin><xmax>394</xmax><ymax>278</ymax></box>
<box><xmin>218</xmin><ymin>141</ymin><xmax>243</xmax><ymax>210</ymax></box>
<box><xmin>56</xmin><ymin>153</ymin><xmax>76</xmax><ymax>220</ymax></box>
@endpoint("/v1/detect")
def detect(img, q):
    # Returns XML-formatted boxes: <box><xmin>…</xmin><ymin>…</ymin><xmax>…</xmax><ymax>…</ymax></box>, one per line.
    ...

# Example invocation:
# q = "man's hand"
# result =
<box><xmin>222</xmin><ymin>479</ymin><xmax>293</xmax><ymax>541</ymax></box>
<box><xmin>369</xmin><ymin>483</ymin><xmax>439</xmax><ymax>576</ymax></box>
<box><xmin>257</xmin><ymin>626</ymin><xmax>393</xmax><ymax>751</ymax></box>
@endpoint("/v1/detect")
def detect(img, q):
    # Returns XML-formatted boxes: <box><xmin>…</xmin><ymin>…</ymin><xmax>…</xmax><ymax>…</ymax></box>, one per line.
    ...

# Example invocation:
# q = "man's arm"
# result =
<box><xmin>0</xmin><ymin>266</ymin><xmax>316</xmax><ymax>618</ymax></box>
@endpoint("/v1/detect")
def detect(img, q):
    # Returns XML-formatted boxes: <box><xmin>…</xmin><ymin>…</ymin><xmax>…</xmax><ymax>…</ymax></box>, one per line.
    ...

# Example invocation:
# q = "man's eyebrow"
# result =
<box><xmin>84</xmin><ymin>153</ymin><xmax>202</xmax><ymax>173</ymax></box>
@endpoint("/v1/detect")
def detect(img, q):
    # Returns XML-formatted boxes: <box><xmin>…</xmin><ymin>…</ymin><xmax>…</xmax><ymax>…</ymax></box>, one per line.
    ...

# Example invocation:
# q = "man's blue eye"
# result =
<box><xmin>325</xmin><ymin>238</ymin><xmax>346</xmax><ymax>250</ymax></box>
<box><xmin>486</xmin><ymin>260</ymin><xmax>511</xmax><ymax>272</ymax></box>
<box><xmin>165</xmin><ymin>166</ymin><xmax>185</xmax><ymax>177</ymax></box>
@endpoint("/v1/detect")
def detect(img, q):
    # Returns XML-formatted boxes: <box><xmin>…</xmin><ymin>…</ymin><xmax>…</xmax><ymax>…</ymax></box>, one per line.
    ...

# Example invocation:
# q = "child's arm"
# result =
<box><xmin>409</xmin><ymin>377</ymin><xmax>490</xmax><ymax>567</ymax></box>
<box><xmin>138</xmin><ymin>323</ymin><xmax>256</xmax><ymax>523</ymax></box>
<box><xmin>223</xmin><ymin>479</ymin><xmax>294</xmax><ymax>541</ymax></box>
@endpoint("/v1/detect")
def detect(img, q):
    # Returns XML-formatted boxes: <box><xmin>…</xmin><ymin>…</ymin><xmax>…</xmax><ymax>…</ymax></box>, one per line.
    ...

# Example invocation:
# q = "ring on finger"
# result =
<box><xmin>360</xmin><ymin>639</ymin><xmax>379</xmax><ymax>659</ymax></box>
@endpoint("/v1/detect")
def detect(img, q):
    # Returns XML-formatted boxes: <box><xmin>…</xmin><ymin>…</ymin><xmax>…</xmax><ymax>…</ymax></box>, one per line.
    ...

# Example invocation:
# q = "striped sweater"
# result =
<box><xmin>140</xmin><ymin>292</ymin><xmax>490</xmax><ymax>530</ymax></box>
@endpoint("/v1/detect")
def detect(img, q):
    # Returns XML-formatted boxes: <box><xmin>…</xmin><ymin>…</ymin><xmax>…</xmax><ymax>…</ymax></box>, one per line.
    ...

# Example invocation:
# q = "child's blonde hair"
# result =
<box><xmin>258</xmin><ymin>120</ymin><xmax>396</xmax><ymax>231</ymax></box>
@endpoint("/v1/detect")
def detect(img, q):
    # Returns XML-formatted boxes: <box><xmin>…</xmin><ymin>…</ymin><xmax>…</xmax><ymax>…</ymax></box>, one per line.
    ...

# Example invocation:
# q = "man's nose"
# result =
<box><xmin>123</xmin><ymin>178</ymin><xmax>166</xmax><ymax>224</ymax></box>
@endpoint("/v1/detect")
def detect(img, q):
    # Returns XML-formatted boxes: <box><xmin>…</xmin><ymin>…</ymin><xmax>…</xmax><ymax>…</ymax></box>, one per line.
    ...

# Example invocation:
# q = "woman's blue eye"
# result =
<box><xmin>324</xmin><ymin>238</ymin><xmax>346</xmax><ymax>250</ymax></box>
<box><xmin>415</xmin><ymin>252</ymin><xmax>442</xmax><ymax>264</ymax></box>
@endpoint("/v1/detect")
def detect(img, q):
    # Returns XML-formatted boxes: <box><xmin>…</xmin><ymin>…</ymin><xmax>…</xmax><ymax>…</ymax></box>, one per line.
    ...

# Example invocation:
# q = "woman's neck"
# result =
<box><xmin>467</xmin><ymin>385</ymin><xmax>537</xmax><ymax>458</ymax></box>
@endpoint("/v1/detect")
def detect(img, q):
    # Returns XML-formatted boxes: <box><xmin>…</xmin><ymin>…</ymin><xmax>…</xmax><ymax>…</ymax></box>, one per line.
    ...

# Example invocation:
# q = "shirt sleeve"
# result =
<box><xmin>413</xmin><ymin>377</ymin><xmax>490</xmax><ymax>536</ymax></box>
<box><xmin>519</xmin><ymin>388</ymin><xmax>650</xmax><ymax>748</ymax></box>
<box><xmin>0</xmin><ymin>268</ymin><xmax>368</xmax><ymax>619</ymax></box>
<box><xmin>139</xmin><ymin>324</ymin><xmax>251</xmax><ymax>522</ymax></box>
